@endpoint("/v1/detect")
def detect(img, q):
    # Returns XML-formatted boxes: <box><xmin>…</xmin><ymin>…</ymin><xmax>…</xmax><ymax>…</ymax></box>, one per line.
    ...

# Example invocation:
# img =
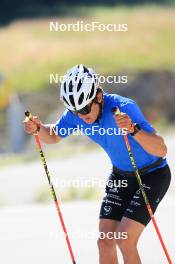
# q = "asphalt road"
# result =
<box><xmin>0</xmin><ymin>197</ymin><xmax>174</xmax><ymax>264</ymax></box>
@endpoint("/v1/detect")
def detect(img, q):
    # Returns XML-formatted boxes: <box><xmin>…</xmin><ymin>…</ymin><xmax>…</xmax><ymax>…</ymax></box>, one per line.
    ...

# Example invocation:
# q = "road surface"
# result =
<box><xmin>0</xmin><ymin>197</ymin><xmax>175</xmax><ymax>264</ymax></box>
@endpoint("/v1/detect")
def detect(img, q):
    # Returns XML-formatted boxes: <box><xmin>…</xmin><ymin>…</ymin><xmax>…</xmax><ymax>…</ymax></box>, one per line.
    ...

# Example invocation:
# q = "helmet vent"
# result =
<box><xmin>78</xmin><ymin>92</ymin><xmax>84</xmax><ymax>105</ymax></box>
<box><xmin>64</xmin><ymin>82</ymin><xmax>67</xmax><ymax>93</ymax></box>
<box><xmin>69</xmin><ymin>81</ymin><xmax>73</xmax><ymax>92</ymax></box>
<box><xmin>77</xmin><ymin>79</ymin><xmax>82</xmax><ymax>92</ymax></box>
<box><xmin>89</xmin><ymin>83</ymin><xmax>95</xmax><ymax>99</ymax></box>
<box><xmin>69</xmin><ymin>95</ymin><xmax>75</xmax><ymax>107</ymax></box>
<box><xmin>63</xmin><ymin>96</ymin><xmax>70</xmax><ymax>106</ymax></box>
<box><xmin>83</xmin><ymin>66</ymin><xmax>89</xmax><ymax>73</ymax></box>
<box><xmin>75</xmin><ymin>74</ymin><xmax>78</xmax><ymax>81</ymax></box>
<box><xmin>88</xmin><ymin>73</ymin><xmax>92</xmax><ymax>78</ymax></box>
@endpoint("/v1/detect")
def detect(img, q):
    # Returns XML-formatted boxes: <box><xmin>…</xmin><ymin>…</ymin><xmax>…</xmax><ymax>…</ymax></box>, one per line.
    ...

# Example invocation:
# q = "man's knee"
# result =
<box><xmin>97</xmin><ymin>237</ymin><xmax>116</xmax><ymax>251</ymax></box>
<box><xmin>117</xmin><ymin>238</ymin><xmax>137</xmax><ymax>255</ymax></box>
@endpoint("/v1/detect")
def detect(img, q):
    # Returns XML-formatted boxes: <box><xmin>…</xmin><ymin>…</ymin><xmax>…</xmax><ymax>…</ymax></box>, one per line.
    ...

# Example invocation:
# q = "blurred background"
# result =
<box><xmin>0</xmin><ymin>0</ymin><xmax>175</xmax><ymax>263</ymax></box>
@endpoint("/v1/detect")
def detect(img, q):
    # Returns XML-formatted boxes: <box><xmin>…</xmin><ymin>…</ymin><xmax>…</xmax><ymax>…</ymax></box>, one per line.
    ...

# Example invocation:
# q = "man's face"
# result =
<box><xmin>78</xmin><ymin>92</ymin><xmax>103</xmax><ymax>124</ymax></box>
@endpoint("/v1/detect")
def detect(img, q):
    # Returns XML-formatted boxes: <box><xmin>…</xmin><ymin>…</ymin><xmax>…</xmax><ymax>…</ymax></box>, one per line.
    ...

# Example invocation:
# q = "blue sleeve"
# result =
<box><xmin>120</xmin><ymin>99</ymin><xmax>155</xmax><ymax>133</ymax></box>
<box><xmin>53</xmin><ymin>110</ymin><xmax>78</xmax><ymax>138</ymax></box>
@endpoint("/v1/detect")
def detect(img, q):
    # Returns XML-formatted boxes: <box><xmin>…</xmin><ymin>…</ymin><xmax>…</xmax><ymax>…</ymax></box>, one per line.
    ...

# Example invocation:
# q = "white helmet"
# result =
<box><xmin>60</xmin><ymin>64</ymin><xmax>98</xmax><ymax>111</ymax></box>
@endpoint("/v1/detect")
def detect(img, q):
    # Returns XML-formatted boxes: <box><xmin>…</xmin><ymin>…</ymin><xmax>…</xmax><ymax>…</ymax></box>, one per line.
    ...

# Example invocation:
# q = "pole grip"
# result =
<box><xmin>25</xmin><ymin>110</ymin><xmax>40</xmax><ymax>134</ymax></box>
<box><xmin>112</xmin><ymin>107</ymin><xmax>121</xmax><ymax>116</ymax></box>
<box><xmin>25</xmin><ymin>110</ymin><xmax>33</xmax><ymax>120</ymax></box>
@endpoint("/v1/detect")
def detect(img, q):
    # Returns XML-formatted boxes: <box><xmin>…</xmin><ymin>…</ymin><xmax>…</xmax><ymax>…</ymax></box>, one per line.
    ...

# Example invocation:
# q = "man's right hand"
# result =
<box><xmin>23</xmin><ymin>116</ymin><xmax>41</xmax><ymax>134</ymax></box>
<box><xmin>23</xmin><ymin>114</ymin><xmax>61</xmax><ymax>144</ymax></box>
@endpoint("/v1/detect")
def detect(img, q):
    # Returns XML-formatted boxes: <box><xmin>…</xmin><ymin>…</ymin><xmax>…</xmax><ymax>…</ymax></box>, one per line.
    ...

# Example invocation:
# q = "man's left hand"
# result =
<box><xmin>113</xmin><ymin>113</ymin><xmax>134</xmax><ymax>133</ymax></box>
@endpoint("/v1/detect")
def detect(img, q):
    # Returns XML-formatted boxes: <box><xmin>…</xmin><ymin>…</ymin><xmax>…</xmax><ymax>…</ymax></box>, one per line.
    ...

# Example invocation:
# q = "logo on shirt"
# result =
<box><xmin>109</xmin><ymin>187</ymin><xmax>119</xmax><ymax>193</ymax></box>
<box><xmin>104</xmin><ymin>206</ymin><xmax>112</xmax><ymax>215</ymax></box>
<box><xmin>156</xmin><ymin>198</ymin><xmax>160</xmax><ymax>203</ymax></box>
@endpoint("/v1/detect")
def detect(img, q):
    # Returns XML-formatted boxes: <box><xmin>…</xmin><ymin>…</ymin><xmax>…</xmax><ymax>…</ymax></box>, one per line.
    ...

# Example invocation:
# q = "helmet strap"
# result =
<box><xmin>93</xmin><ymin>92</ymin><xmax>104</xmax><ymax>122</ymax></box>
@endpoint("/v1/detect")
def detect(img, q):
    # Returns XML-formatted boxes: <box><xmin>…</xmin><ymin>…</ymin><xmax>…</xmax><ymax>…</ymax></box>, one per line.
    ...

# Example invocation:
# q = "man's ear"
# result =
<box><xmin>96</xmin><ymin>91</ymin><xmax>103</xmax><ymax>103</ymax></box>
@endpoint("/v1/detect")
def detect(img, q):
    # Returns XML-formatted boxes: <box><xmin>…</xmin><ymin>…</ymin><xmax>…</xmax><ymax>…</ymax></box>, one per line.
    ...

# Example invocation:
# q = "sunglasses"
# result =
<box><xmin>71</xmin><ymin>100</ymin><xmax>94</xmax><ymax>115</ymax></box>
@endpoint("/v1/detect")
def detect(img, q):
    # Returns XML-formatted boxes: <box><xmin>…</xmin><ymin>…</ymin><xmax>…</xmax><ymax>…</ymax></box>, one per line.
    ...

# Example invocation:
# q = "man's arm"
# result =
<box><xmin>133</xmin><ymin>130</ymin><xmax>167</xmax><ymax>157</ymax></box>
<box><xmin>114</xmin><ymin>113</ymin><xmax>167</xmax><ymax>157</ymax></box>
<box><xmin>23</xmin><ymin>116</ymin><xmax>62</xmax><ymax>144</ymax></box>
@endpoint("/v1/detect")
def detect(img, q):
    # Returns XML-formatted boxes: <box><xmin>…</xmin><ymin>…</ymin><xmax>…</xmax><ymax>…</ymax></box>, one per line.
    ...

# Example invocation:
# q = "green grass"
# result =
<box><xmin>0</xmin><ymin>5</ymin><xmax>175</xmax><ymax>92</ymax></box>
<box><xmin>35</xmin><ymin>186</ymin><xmax>103</xmax><ymax>203</ymax></box>
<box><xmin>0</xmin><ymin>139</ymin><xmax>98</xmax><ymax>168</ymax></box>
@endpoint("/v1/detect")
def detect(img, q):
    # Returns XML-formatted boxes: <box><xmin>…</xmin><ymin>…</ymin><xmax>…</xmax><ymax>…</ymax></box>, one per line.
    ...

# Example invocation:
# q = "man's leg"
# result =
<box><xmin>98</xmin><ymin>219</ymin><xmax>120</xmax><ymax>264</ymax></box>
<box><xmin>117</xmin><ymin>217</ymin><xmax>145</xmax><ymax>264</ymax></box>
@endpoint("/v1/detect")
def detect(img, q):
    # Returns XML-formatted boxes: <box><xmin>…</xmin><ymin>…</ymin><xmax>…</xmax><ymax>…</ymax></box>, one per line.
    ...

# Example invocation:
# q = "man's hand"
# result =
<box><xmin>23</xmin><ymin>115</ymin><xmax>61</xmax><ymax>144</ymax></box>
<box><xmin>113</xmin><ymin>113</ymin><xmax>134</xmax><ymax>133</ymax></box>
<box><xmin>23</xmin><ymin>116</ymin><xmax>41</xmax><ymax>134</ymax></box>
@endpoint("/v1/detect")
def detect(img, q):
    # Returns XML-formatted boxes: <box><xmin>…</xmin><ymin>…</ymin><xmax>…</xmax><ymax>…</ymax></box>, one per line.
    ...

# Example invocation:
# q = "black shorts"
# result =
<box><xmin>99</xmin><ymin>165</ymin><xmax>171</xmax><ymax>226</ymax></box>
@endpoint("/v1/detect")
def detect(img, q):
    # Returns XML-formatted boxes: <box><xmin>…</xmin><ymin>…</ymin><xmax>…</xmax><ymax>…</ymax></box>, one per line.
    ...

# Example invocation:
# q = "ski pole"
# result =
<box><xmin>25</xmin><ymin>111</ymin><xmax>76</xmax><ymax>264</ymax></box>
<box><xmin>114</xmin><ymin>107</ymin><xmax>172</xmax><ymax>264</ymax></box>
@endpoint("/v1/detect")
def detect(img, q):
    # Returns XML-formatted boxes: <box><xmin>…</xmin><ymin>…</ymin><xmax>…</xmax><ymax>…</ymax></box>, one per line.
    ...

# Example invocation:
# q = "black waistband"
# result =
<box><xmin>113</xmin><ymin>158</ymin><xmax>164</xmax><ymax>177</ymax></box>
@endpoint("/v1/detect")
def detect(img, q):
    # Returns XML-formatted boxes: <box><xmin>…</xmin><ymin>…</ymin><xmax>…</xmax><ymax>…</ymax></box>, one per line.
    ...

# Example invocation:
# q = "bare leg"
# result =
<box><xmin>117</xmin><ymin>217</ymin><xmax>145</xmax><ymax>264</ymax></box>
<box><xmin>98</xmin><ymin>219</ymin><xmax>120</xmax><ymax>264</ymax></box>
